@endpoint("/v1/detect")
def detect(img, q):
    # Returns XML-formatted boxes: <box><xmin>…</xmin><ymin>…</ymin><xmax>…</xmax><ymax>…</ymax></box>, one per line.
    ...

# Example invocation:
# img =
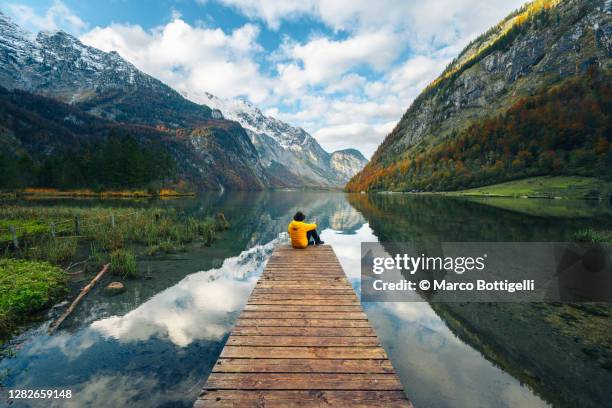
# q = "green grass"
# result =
<box><xmin>453</xmin><ymin>176</ymin><xmax>612</xmax><ymax>199</ymax></box>
<box><xmin>30</xmin><ymin>237</ymin><xmax>78</xmax><ymax>264</ymax></box>
<box><xmin>110</xmin><ymin>249</ymin><xmax>137</xmax><ymax>278</ymax></box>
<box><xmin>146</xmin><ymin>240</ymin><xmax>185</xmax><ymax>256</ymax></box>
<box><xmin>572</xmin><ymin>229</ymin><xmax>612</xmax><ymax>243</ymax></box>
<box><xmin>0</xmin><ymin>259</ymin><xmax>67</xmax><ymax>339</ymax></box>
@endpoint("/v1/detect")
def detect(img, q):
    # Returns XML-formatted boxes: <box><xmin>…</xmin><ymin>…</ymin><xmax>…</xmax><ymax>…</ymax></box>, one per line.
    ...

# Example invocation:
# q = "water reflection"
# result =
<box><xmin>320</xmin><ymin>219</ymin><xmax>550</xmax><ymax>408</ymax></box>
<box><xmin>91</xmin><ymin>240</ymin><xmax>277</xmax><ymax>347</ymax></box>
<box><xmin>346</xmin><ymin>193</ymin><xmax>611</xmax><ymax>408</ymax></box>
<box><xmin>1</xmin><ymin>191</ymin><xmax>609</xmax><ymax>408</ymax></box>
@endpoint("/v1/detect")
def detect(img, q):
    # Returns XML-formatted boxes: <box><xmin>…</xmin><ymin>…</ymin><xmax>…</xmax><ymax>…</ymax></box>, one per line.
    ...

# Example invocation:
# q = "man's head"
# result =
<box><xmin>293</xmin><ymin>211</ymin><xmax>305</xmax><ymax>222</ymax></box>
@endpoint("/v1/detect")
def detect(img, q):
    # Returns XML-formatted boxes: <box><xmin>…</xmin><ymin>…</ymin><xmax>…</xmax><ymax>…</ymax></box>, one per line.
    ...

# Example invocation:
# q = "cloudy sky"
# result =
<box><xmin>2</xmin><ymin>0</ymin><xmax>526</xmax><ymax>157</ymax></box>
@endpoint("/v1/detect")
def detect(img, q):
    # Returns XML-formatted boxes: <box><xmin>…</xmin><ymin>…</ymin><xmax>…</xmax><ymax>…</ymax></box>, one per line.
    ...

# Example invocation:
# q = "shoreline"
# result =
<box><xmin>1</xmin><ymin>188</ymin><xmax>196</xmax><ymax>199</ymax></box>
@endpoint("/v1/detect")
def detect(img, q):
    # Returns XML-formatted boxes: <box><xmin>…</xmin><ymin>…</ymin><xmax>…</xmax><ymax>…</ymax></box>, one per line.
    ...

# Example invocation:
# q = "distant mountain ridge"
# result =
<box><xmin>347</xmin><ymin>0</ymin><xmax>611</xmax><ymax>192</ymax></box>
<box><xmin>202</xmin><ymin>93</ymin><xmax>368</xmax><ymax>187</ymax></box>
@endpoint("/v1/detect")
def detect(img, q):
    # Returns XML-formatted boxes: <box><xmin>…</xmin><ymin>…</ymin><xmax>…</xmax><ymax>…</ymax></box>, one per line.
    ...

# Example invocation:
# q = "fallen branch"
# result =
<box><xmin>48</xmin><ymin>263</ymin><xmax>110</xmax><ymax>334</ymax></box>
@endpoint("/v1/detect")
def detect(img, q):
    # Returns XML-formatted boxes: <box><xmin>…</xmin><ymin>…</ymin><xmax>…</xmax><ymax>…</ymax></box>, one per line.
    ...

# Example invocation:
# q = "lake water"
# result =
<box><xmin>1</xmin><ymin>192</ymin><xmax>610</xmax><ymax>408</ymax></box>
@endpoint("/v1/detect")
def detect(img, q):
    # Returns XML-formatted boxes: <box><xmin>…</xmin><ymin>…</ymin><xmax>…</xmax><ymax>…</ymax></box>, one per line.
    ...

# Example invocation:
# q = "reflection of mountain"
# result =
<box><xmin>429</xmin><ymin>302</ymin><xmax>612</xmax><ymax>408</ymax></box>
<box><xmin>349</xmin><ymin>193</ymin><xmax>612</xmax><ymax>408</ymax></box>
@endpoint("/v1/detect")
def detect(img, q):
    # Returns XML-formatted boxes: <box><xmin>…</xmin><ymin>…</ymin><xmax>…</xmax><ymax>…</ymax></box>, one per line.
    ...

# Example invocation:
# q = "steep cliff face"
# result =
<box><xmin>202</xmin><ymin>93</ymin><xmax>368</xmax><ymax>187</ymax></box>
<box><xmin>330</xmin><ymin>149</ymin><xmax>369</xmax><ymax>182</ymax></box>
<box><xmin>349</xmin><ymin>0</ymin><xmax>611</xmax><ymax>191</ymax></box>
<box><xmin>0</xmin><ymin>87</ymin><xmax>269</xmax><ymax>190</ymax></box>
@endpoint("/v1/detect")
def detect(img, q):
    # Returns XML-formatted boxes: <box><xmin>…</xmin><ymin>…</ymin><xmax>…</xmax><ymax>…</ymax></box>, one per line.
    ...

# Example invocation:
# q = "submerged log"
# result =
<box><xmin>48</xmin><ymin>263</ymin><xmax>110</xmax><ymax>334</ymax></box>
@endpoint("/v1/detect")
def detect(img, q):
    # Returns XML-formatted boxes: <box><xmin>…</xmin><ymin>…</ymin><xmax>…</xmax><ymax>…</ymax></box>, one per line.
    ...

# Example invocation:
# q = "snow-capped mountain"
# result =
<box><xmin>0</xmin><ymin>12</ymin><xmax>213</xmax><ymax>128</ymax></box>
<box><xmin>203</xmin><ymin>93</ymin><xmax>368</xmax><ymax>187</ymax></box>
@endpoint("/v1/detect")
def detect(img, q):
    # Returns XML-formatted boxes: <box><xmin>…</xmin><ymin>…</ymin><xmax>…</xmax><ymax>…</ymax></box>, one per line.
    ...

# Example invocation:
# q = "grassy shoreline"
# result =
<box><xmin>0</xmin><ymin>202</ymin><xmax>229</xmax><ymax>342</ymax></box>
<box><xmin>442</xmin><ymin>176</ymin><xmax>612</xmax><ymax>200</ymax></box>
<box><xmin>372</xmin><ymin>176</ymin><xmax>612</xmax><ymax>200</ymax></box>
<box><xmin>17</xmin><ymin>188</ymin><xmax>196</xmax><ymax>198</ymax></box>
<box><xmin>0</xmin><ymin>259</ymin><xmax>67</xmax><ymax>344</ymax></box>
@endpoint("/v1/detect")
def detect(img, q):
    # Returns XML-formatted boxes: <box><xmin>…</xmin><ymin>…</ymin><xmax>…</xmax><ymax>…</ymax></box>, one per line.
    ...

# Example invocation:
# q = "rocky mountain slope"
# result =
<box><xmin>348</xmin><ymin>0</ymin><xmax>611</xmax><ymax>192</ymax></box>
<box><xmin>0</xmin><ymin>86</ymin><xmax>268</xmax><ymax>190</ymax></box>
<box><xmin>202</xmin><ymin>93</ymin><xmax>368</xmax><ymax>187</ymax></box>
<box><xmin>0</xmin><ymin>12</ymin><xmax>214</xmax><ymax>128</ymax></box>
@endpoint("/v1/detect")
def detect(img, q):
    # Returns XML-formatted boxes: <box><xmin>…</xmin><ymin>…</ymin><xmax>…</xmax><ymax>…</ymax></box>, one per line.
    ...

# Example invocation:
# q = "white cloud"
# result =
<box><xmin>200</xmin><ymin>0</ymin><xmax>525</xmax><ymax>157</ymax></box>
<box><xmin>211</xmin><ymin>0</ymin><xmax>525</xmax><ymax>46</ymax></box>
<box><xmin>202</xmin><ymin>0</ymin><xmax>317</xmax><ymax>30</ymax></box>
<box><xmin>4</xmin><ymin>0</ymin><xmax>86</xmax><ymax>34</ymax></box>
<box><xmin>313</xmin><ymin>121</ymin><xmax>396</xmax><ymax>158</ymax></box>
<box><xmin>80</xmin><ymin>17</ymin><xmax>272</xmax><ymax>103</ymax></box>
<box><xmin>284</xmin><ymin>30</ymin><xmax>399</xmax><ymax>85</ymax></box>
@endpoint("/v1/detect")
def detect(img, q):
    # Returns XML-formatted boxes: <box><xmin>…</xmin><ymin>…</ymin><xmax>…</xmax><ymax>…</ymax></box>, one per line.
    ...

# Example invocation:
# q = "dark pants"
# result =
<box><xmin>307</xmin><ymin>229</ymin><xmax>322</xmax><ymax>245</ymax></box>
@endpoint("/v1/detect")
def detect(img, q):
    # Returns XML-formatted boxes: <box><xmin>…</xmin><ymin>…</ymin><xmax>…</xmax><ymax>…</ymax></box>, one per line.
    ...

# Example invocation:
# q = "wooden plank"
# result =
<box><xmin>230</xmin><ymin>326</ymin><xmax>377</xmax><ymax>337</ymax></box>
<box><xmin>243</xmin><ymin>305</ymin><xmax>362</xmax><ymax>312</ymax></box>
<box><xmin>196</xmin><ymin>390</ymin><xmax>413</xmax><ymax>408</ymax></box>
<box><xmin>251</xmin><ymin>289</ymin><xmax>356</xmax><ymax>295</ymax></box>
<box><xmin>194</xmin><ymin>245</ymin><xmax>411</xmax><ymax>407</ymax></box>
<box><xmin>213</xmin><ymin>358</ymin><xmax>394</xmax><ymax>373</ymax></box>
<box><xmin>203</xmin><ymin>373</ymin><xmax>404</xmax><ymax>390</ymax></box>
<box><xmin>255</xmin><ymin>283</ymin><xmax>351</xmax><ymax>288</ymax></box>
<box><xmin>248</xmin><ymin>294</ymin><xmax>358</xmax><ymax>301</ymax></box>
<box><xmin>226</xmin><ymin>335</ymin><xmax>380</xmax><ymax>347</ymax></box>
<box><xmin>235</xmin><ymin>318</ymin><xmax>371</xmax><ymax>328</ymax></box>
<box><xmin>246</xmin><ymin>299</ymin><xmax>359</xmax><ymax>305</ymax></box>
<box><xmin>220</xmin><ymin>346</ymin><xmax>388</xmax><ymax>359</ymax></box>
<box><xmin>239</xmin><ymin>311</ymin><xmax>367</xmax><ymax>320</ymax></box>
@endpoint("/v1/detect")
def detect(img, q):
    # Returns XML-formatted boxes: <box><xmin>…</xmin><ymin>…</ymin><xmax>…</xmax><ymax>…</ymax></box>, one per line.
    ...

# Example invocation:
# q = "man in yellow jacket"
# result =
<box><xmin>288</xmin><ymin>211</ymin><xmax>324</xmax><ymax>248</ymax></box>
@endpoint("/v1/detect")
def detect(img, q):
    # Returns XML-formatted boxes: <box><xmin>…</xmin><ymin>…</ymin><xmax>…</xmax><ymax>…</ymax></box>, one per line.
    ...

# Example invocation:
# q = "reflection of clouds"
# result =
<box><xmin>25</xmin><ymin>325</ymin><xmax>102</xmax><ymax>360</ymax></box>
<box><xmin>364</xmin><ymin>301</ymin><xmax>549</xmax><ymax>408</ymax></box>
<box><xmin>326</xmin><ymin>217</ymin><xmax>549</xmax><ymax>408</ymax></box>
<box><xmin>500</xmin><ymin>382</ymin><xmax>549</xmax><ymax>408</ymax></box>
<box><xmin>91</xmin><ymin>240</ymin><xmax>278</xmax><ymax>347</ymax></box>
<box><xmin>322</xmin><ymin>223</ymin><xmax>376</xmax><ymax>280</ymax></box>
<box><xmin>42</xmin><ymin>373</ymin><xmax>196</xmax><ymax>408</ymax></box>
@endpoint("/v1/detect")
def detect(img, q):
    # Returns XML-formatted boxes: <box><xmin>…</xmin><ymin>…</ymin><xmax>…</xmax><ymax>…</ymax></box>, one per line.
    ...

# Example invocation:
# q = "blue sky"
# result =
<box><xmin>1</xmin><ymin>0</ymin><xmax>526</xmax><ymax>157</ymax></box>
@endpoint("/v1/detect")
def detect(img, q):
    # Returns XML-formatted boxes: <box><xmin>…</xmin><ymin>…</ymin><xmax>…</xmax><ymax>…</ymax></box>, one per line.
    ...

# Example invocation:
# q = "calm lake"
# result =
<box><xmin>1</xmin><ymin>191</ymin><xmax>611</xmax><ymax>408</ymax></box>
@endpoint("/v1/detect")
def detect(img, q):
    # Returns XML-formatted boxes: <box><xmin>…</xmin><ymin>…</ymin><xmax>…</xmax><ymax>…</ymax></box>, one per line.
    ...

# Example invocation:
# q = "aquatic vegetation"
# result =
<box><xmin>30</xmin><ymin>237</ymin><xmax>78</xmax><ymax>264</ymax></box>
<box><xmin>0</xmin><ymin>205</ymin><xmax>228</xmax><ymax>265</ymax></box>
<box><xmin>572</xmin><ymin>229</ymin><xmax>612</xmax><ymax>243</ymax></box>
<box><xmin>110</xmin><ymin>249</ymin><xmax>138</xmax><ymax>278</ymax></box>
<box><xmin>0</xmin><ymin>259</ymin><xmax>66</xmax><ymax>339</ymax></box>
<box><xmin>146</xmin><ymin>240</ymin><xmax>186</xmax><ymax>256</ymax></box>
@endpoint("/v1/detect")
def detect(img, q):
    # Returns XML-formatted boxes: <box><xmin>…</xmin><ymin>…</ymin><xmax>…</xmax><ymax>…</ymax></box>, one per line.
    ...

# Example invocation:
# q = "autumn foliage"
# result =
<box><xmin>347</xmin><ymin>69</ymin><xmax>611</xmax><ymax>192</ymax></box>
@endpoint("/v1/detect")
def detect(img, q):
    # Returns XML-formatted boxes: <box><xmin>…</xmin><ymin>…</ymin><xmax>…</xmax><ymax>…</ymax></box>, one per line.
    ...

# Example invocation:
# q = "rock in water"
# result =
<box><xmin>104</xmin><ymin>281</ymin><xmax>125</xmax><ymax>296</ymax></box>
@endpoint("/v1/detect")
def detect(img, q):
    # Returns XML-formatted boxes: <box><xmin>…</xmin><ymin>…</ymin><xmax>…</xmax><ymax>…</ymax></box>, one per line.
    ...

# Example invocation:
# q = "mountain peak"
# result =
<box><xmin>203</xmin><ymin>92</ymin><xmax>367</xmax><ymax>185</ymax></box>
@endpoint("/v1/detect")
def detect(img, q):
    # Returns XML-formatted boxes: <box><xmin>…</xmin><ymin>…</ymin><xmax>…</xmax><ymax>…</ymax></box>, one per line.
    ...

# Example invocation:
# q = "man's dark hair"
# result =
<box><xmin>293</xmin><ymin>211</ymin><xmax>305</xmax><ymax>221</ymax></box>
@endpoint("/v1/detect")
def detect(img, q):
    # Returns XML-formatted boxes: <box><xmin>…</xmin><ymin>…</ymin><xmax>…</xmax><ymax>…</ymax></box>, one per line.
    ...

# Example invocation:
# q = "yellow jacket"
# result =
<box><xmin>288</xmin><ymin>220</ymin><xmax>316</xmax><ymax>249</ymax></box>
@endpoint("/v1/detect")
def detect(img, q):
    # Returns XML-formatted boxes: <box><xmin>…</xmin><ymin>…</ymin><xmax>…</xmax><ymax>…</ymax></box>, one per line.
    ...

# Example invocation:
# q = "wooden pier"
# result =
<box><xmin>195</xmin><ymin>245</ymin><xmax>412</xmax><ymax>407</ymax></box>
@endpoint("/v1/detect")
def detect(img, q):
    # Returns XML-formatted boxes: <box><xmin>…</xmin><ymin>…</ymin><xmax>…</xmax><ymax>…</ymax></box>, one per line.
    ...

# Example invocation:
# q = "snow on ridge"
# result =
<box><xmin>203</xmin><ymin>92</ymin><xmax>311</xmax><ymax>150</ymax></box>
<box><xmin>0</xmin><ymin>12</ymin><xmax>141</xmax><ymax>81</ymax></box>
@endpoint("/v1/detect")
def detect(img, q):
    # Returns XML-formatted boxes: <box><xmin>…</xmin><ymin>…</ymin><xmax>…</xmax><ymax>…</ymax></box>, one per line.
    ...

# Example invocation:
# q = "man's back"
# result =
<box><xmin>288</xmin><ymin>220</ymin><xmax>317</xmax><ymax>248</ymax></box>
